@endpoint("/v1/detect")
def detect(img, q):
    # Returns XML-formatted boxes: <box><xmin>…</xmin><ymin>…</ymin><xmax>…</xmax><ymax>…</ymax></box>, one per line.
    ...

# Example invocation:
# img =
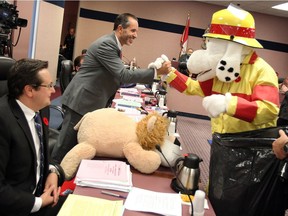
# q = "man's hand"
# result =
<box><xmin>156</xmin><ymin>61</ymin><xmax>171</xmax><ymax>75</ymax></box>
<box><xmin>43</xmin><ymin>173</ymin><xmax>61</xmax><ymax>207</ymax></box>
<box><xmin>272</xmin><ymin>129</ymin><xmax>288</xmax><ymax>160</ymax></box>
<box><xmin>40</xmin><ymin>185</ymin><xmax>59</xmax><ymax>207</ymax></box>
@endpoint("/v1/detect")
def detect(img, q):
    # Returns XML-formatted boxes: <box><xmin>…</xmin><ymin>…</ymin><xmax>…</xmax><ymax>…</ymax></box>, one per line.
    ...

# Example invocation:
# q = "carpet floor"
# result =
<box><xmin>176</xmin><ymin>116</ymin><xmax>212</xmax><ymax>190</ymax></box>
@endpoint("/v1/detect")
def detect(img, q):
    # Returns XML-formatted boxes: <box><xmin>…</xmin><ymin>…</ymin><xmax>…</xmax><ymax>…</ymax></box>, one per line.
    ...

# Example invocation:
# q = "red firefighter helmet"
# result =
<box><xmin>204</xmin><ymin>5</ymin><xmax>263</xmax><ymax>48</ymax></box>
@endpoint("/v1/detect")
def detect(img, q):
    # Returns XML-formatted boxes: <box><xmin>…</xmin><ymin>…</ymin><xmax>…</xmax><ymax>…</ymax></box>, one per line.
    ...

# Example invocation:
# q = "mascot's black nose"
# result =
<box><xmin>228</xmin><ymin>67</ymin><xmax>234</xmax><ymax>73</ymax></box>
<box><xmin>225</xmin><ymin>77</ymin><xmax>231</xmax><ymax>82</ymax></box>
<box><xmin>174</xmin><ymin>137</ymin><xmax>181</xmax><ymax>146</ymax></box>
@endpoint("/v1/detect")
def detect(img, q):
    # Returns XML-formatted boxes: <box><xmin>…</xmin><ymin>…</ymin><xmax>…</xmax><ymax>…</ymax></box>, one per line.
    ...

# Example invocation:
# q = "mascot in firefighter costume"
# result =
<box><xmin>165</xmin><ymin>7</ymin><xmax>279</xmax><ymax>133</ymax></box>
<box><xmin>158</xmin><ymin>5</ymin><xmax>285</xmax><ymax>216</ymax></box>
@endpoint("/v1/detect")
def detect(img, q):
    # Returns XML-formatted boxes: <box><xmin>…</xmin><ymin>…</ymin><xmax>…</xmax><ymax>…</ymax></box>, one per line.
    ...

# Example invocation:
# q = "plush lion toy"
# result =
<box><xmin>60</xmin><ymin>108</ymin><xmax>181</xmax><ymax>180</ymax></box>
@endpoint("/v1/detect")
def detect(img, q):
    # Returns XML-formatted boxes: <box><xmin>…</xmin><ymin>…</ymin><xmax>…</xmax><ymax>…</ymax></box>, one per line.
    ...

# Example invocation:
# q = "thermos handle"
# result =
<box><xmin>174</xmin><ymin>157</ymin><xmax>184</xmax><ymax>174</ymax></box>
<box><xmin>154</xmin><ymin>91</ymin><xmax>159</xmax><ymax>98</ymax></box>
<box><xmin>162</xmin><ymin>111</ymin><xmax>168</xmax><ymax>117</ymax></box>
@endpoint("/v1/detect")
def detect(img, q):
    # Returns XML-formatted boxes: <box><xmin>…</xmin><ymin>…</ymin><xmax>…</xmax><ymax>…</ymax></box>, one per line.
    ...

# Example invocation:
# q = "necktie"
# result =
<box><xmin>34</xmin><ymin>112</ymin><xmax>44</xmax><ymax>196</ymax></box>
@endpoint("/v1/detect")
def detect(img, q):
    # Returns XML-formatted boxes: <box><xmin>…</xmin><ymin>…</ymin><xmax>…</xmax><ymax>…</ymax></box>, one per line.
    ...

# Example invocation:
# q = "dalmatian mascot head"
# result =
<box><xmin>187</xmin><ymin>4</ymin><xmax>263</xmax><ymax>82</ymax></box>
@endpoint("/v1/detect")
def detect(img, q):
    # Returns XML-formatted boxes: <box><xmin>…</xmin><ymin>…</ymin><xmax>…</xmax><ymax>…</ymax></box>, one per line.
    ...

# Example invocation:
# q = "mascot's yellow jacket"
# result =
<box><xmin>166</xmin><ymin>51</ymin><xmax>279</xmax><ymax>133</ymax></box>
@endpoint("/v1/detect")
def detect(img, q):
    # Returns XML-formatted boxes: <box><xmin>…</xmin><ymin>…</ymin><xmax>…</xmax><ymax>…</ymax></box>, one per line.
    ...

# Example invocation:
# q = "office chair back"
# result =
<box><xmin>57</xmin><ymin>54</ymin><xmax>66</xmax><ymax>79</ymax></box>
<box><xmin>48</xmin><ymin>105</ymin><xmax>65</xmax><ymax>155</ymax></box>
<box><xmin>0</xmin><ymin>56</ymin><xmax>16</xmax><ymax>97</ymax></box>
<box><xmin>60</xmin><ymin>59</ymin><xmax>73</xmax><ymax>94</ymax></box>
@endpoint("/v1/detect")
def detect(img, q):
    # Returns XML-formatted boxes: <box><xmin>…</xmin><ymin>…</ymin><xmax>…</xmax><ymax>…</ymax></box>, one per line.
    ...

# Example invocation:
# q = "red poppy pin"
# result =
<box><xmin>43</xmin><ymin>117</ymin><xmax>49</xmax><ymax>126</ymax></box>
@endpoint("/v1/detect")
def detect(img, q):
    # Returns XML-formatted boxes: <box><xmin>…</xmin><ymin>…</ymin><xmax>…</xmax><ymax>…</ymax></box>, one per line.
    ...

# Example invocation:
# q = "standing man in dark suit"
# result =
<box><xmin>63</xmin><ymin>27</ymin><xmax>75</xmax><ymax>61</ymax></box>
<box><xmin>0</xmin><ymin>59</ymin><xmax>66</xmax><ymax>216</ymax></box>
<box><xmin>51</xmin><ymin>13</ymin><xmax>171</xmax><ymax>163</ymax></box>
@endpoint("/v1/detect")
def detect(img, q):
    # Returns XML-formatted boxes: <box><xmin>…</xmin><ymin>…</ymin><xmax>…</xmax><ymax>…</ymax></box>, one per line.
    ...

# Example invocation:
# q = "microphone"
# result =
<box><xmin>156</xmin><ymin>144</ymin><xmax>194</xmax><ymax>216</ymax></box>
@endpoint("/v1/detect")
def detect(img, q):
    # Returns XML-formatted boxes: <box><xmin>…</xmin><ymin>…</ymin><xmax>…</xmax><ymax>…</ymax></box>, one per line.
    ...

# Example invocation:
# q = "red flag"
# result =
<box><xmin>180</xmin><ymin>14</ymin><xmax>190</xmax><ymax>56</ymax></box>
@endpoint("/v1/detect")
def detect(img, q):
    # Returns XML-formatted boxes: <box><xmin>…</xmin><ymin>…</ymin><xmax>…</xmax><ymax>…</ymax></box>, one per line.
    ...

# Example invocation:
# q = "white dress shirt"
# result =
<box><xmin>16</xmin><ymin>100</ymin><xmax>42</xmax><ymax>212</ymax></box>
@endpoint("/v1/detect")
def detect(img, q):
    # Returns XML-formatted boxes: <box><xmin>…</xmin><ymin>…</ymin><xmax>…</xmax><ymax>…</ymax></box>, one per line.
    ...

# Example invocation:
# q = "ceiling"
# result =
<box><xmin>198</xmin><ymin>1</ymin><xmax>288</xmax><ymax>18</ymax></box>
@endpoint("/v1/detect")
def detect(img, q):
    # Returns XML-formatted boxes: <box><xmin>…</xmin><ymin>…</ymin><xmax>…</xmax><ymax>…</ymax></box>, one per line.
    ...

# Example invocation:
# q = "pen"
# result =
<box><xmin>101</xmin><ymin>190</ymin><xmax>127</xmax><ymax>199</ymax></box>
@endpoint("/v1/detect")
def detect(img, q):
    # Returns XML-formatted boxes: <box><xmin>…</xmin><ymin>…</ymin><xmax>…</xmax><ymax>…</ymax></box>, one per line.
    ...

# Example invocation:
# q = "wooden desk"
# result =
<box><xmin>74</xmin><ymin>166</ymin><xmax>215</xmax><ymax>216</ymax></box>
<box><xmin>75</xmin><ymin>89</ymin><xmax>215</xmax><ymax>215</ymax></box>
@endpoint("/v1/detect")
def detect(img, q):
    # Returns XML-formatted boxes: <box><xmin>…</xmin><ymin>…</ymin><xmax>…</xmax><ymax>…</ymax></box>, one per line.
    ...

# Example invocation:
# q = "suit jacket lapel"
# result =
<box><xmin>9</xmin><ymin>99</ymin><xmax>36</xmax><ymax>156</ymax></box>
<box><xmin>111</xmin><ymin>33</ymin><xmax>122</xmax><ymax>58</ymax></box>
<box><xmin>9</xmin><ymin>99</ymin><xmax>52</xmax><ymax>187</ymax></box>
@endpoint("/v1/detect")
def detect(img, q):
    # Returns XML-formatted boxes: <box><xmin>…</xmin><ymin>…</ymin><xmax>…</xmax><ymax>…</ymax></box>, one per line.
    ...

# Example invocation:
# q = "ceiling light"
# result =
<box><xmin>272</xmin><ymin>2</ymin><xmax>288</xmax><ymax>11</ymax></box>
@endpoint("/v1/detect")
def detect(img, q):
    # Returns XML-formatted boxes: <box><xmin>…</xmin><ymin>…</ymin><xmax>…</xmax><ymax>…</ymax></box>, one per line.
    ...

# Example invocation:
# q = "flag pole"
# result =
<box><xmin>179</xmin><ymin>13</ymin><xmax>190</xmax><ymax>59</ymax></box>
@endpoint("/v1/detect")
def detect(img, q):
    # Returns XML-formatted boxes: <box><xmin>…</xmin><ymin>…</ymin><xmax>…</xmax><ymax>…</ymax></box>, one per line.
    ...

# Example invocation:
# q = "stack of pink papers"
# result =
<box><xmin>75</xmin><ymin>159</ymin><xmax>133</xmax><ymax>192</ymax></box>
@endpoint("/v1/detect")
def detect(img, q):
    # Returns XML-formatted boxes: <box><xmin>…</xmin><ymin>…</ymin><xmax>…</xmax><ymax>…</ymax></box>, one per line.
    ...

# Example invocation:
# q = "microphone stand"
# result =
<box><xmin>156</xmin><ymin>145</ymin><xmax>194</xmax><ymax>216</ymax></box>
<box><xmin>122</xmin><ymin>55</ymin><xmax>132</xmax><ymax>66</ymax></box>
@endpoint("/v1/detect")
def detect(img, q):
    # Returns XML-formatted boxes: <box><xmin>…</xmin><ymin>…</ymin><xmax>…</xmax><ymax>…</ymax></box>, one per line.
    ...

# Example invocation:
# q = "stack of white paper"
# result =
<box><xmin>75</xmin><ymin>160</ymin><xmax>133</xmax><ymax>192</ymax></box>
<box><xmin>124</xmin><ymin>187</ymin><xmax>182</xmax><ymax>216</ymax></box>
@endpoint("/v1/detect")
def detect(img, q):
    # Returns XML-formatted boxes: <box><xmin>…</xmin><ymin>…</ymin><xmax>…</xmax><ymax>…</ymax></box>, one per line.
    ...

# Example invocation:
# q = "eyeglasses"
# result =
<box><xmin>32</xmin><ymin>82</ymin><xmax>55</xmax><ymax>89</ymax></box>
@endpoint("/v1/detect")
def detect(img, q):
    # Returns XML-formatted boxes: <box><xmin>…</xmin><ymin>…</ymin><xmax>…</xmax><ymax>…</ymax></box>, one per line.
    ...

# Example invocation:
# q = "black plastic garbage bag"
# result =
<box><xmin>208</xmin><ymin>126</ymin><xmax>288</xmax><ymax>216</ymax></box>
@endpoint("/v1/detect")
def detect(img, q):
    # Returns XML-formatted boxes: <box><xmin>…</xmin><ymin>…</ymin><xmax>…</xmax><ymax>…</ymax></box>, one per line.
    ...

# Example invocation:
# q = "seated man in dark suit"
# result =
<box><xmin>178</xmin><ymin>48</ymin><xmax>193</xmax><ymax>76</ymax></box>
<box><xmin>0</xmin><ymin>58</ymin><xmax>66</xmax><ymax>216</ymax></box>
<box><xmin>71</xmin><ymin>55</ymin><xmax>84</xmax><ymax>79</ymax></box>
<box><xmin>81</xmin><ymin>49</ymin><xmax>87</xmax><ymax>55</ymax></box>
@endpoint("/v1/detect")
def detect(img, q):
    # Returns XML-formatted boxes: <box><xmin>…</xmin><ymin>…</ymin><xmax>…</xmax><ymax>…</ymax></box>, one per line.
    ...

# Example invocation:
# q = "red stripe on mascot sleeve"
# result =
<box><xmin>169</xmin><ymin>71</ymin><xmax>189</xmax><ymax>92</ymax></box>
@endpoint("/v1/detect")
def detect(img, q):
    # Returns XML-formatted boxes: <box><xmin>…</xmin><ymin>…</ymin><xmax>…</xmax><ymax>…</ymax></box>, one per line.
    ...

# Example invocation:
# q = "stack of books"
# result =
<box><xmin>113</xmin><ymin>98</ymin><xmax>142</xmax><ymax>114</ymax></box>
<box><xmin>119</xmin><ymin>88</ymin><xmax>140</xmax><ymax>97</ymax></box>
<box><xmin>75</xmin><ymin>159</ymin><xmax>133</xmax><ymax>192</ymax></box>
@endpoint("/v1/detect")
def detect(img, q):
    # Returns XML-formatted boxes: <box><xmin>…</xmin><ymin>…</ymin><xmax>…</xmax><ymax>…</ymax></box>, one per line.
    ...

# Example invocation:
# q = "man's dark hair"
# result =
<box><xmin>113</xmin><ymin>13</ymin><xmax>138</xmax><ymax>30</ymax></box>
<box><xmin>7</xmin><ymin>58</ymin><xmax>48</xmax><ymax>99</ymax></box>
<box><xmin>74</xmin><ymin>55</ymin><xmax>84</xmax><ymax>68</ymax></box>
<box><xmin>81</xmin><ymin>49</ymin><xmax>87</xmax><ymax>55</ymax></box>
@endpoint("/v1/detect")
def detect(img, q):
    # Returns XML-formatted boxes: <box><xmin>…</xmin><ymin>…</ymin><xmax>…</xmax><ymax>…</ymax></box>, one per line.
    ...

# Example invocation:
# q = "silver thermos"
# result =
<box><xmin>171</xmin><ymin>153</ymin><xmax>203</xmax><ymax>195</ymax></box>
<box><xmin>154</xmin><ymin>89</ymin><xmax>167</xmax><ymax>107</ymax></box>
<box><xmin>151</xmin><ymin>79</ymin><xmax>160</xmax><ymax>93</ymax></box>
<box><xmin>162</xmin><ymin>110</ymin><xmax>177</xmax><ymax>135</ymax></box>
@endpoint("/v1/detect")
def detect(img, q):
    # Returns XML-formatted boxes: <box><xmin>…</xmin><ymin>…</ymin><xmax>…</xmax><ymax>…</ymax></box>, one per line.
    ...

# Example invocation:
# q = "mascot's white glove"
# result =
<box><xmin>148</xmin><ymin>54</ymin><xmax>169</xmax><ymax>69</ymax></box>
<box><xmin>202</xmin><ymin>93</ymin><xmax>232</xmax><ymax>118</ymax></box>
